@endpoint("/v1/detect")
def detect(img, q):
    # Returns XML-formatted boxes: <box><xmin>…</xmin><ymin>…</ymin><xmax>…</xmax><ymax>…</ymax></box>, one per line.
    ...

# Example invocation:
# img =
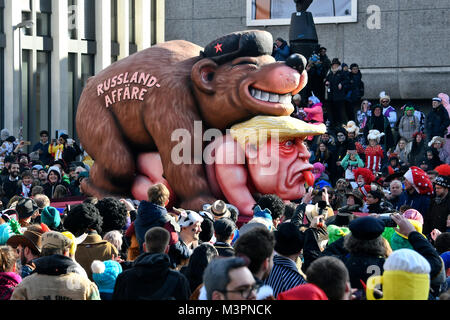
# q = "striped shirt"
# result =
<box><xmin>264</xmin><ymin>254</ymin><xmax>306</xmax><ymax>298</ymax></box>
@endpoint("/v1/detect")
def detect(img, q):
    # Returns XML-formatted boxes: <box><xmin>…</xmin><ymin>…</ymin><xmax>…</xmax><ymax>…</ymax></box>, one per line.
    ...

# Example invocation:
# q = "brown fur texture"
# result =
<box><xmin>76</xmin><ymin>31</ymin><xmax>307</xmax><ymax>212</ymax></box>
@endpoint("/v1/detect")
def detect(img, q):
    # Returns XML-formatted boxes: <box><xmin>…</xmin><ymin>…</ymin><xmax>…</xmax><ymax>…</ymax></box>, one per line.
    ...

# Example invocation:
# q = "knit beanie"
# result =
<box><xmin>41</xmin><ymin>206</ymin><xmax>61</xmax><ymax>229</ymax></box>
<box><xmin>274</xmin><ymin>222</ymin><xmax>304</xmax><ymax>255</ymax></box>
<box><xmin>384</xmin><ymin>249</ymin><xmax>430</xmax><ymax>274</ymax></box>
<box><xmin>91</xmin><ymin>260</ymin><xmax>123</xmax><ymax>293</ymax></box>
<box><xmin>0</xmin><ymin>223</ymin><xmax>14</xmax><ymax>245</ymax></box>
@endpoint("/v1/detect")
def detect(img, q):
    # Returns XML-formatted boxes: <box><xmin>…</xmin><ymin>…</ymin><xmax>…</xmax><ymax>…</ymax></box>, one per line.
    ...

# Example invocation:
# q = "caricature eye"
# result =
<box><xmin>284</xmin><ymin>140</ymin><xmax>294</xmax><ymax>148</ymax></box>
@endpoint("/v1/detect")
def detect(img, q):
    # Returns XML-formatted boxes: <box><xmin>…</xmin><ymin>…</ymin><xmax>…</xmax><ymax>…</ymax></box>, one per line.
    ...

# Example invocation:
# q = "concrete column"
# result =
<box><xmin>155</xmin><ymin>0</ymin><xmax>165</xmax><ymax>44</ymax></box>
<box><xmin>135</xmin><ymin>0</ymin><xmax>151</xmax><ymax>51</ymax></box>
<box><xmin>118</xmin><ymin>0</ymin><xmax>129</xmax><ymax>60</ymax></box>
<box><xmin>51</xmin><ymin>0</ymin><xmax>69</xmax><ymax>138</ymax></box>
<box><xmin>3</xmin><ymin>0</ymin><xmax>22</xmax><ymax>136</ymax></box>
<box><xmin>95</xmin><ymin>0</ymin><xmax>111</xmax><ymax>73</ymax></box>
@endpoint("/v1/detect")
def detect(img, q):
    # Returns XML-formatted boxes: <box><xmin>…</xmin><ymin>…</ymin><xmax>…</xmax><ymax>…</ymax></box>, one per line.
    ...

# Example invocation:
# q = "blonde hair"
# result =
<box><xmin>61</xmin><ymin>231</ymin><xmax>77</xmax><ymax>258</ymax></box>
<box><xmin>230</xmin><ymin>116</ymin><xmax>326</xmax><ymax>148</ymax></box>
<box><xmin>34</xmin><ymin>193</ymin><xmax>51</xmax><ymax>209</ymax></box>
<box><xmin>147</xmin><ymin>183</ymin><xmax>170</xmax><ymax>206</ymax></box>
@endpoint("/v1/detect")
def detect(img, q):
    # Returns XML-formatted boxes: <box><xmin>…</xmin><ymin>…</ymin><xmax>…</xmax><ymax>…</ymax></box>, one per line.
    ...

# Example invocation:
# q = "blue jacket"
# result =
<box><xmin>273</xmin><ymin>42</ymin><xmax>290</xmax><ymax>62</ymax></box>
<box><xmin>134</xmin><ymin>201</ymin><xmax>170</xmax><ymax>252</ymax></box>
<box><xmin>397</xmin><ymin>190</ymin><xmax>431</xmax><ymax>218</ymax></box>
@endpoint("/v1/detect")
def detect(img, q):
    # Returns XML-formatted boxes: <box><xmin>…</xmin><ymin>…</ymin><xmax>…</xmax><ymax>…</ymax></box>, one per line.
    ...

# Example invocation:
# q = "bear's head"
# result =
<box><xmin>191</xmin><ymin>30</ymin><xmax>308</xmax><ymax>131</ymax></box>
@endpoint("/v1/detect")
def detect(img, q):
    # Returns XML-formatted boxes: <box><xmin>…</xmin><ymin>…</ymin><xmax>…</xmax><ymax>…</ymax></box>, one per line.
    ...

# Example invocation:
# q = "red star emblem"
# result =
<box><xmin>214</xmin><ymin>43</ymin><xmax>223</xmax><ymax>54</ymax></box>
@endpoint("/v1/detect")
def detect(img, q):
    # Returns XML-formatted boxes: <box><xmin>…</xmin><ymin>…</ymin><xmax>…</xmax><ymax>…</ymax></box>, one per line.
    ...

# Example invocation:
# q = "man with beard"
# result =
<box><xmin>6</xmin><ymin>229</ymin><xmax>42</xmax><ymax>279</ymax></box>
<box><xmin>2</xmin><ymin>162</ymin><xmax>21</xmax><ymax>202</ymax></box>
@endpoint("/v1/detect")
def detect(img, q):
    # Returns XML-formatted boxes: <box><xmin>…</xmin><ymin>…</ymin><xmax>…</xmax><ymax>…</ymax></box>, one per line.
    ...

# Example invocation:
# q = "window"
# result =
<box><xmin>83</xmin><ymin>0</ymin><xmax>96</xmax><ymax>40</ymax></box>
<box><xmin>68</xmin><ymin>0</ymin><xmax>77</xmax><ymax>39</ymax></box>
<box><xmin>129</xmin><ymin>0</ymin><xmax>136</xmax><ymax>44</ymax></box>
<box><xmin>35</xmin><ymin>51</ymin><xmax>51</xmax><ymax>142</ymax></box>
<box><xmin>68</xmin><ymin>53</ymin><xmax>76</xmax><ymax>136</ymax></box>
<box><xmin>37</xmin><ymin>12</ymin><xmax>51</xmax><ymax>37</ymax></box>
<box><xmin>246</xmin><ymin>0</ymin><xmax>357</xmax><ymax>26</ymax></box>
<box><xmin>21</xmin><ymin>11</ymin><xmax>33</xmax><ymax>35</ymax></box>
<box><xmin>111</xmin><ymin>0</ymin><xmax>118</xmax><ymax>42</ymax></box>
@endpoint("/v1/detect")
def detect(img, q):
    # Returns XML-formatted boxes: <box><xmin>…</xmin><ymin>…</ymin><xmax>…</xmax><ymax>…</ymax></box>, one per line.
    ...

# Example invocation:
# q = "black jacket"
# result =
<box><xmin>325</xmin><ymin>70</ymin><xmax>349</xmax><ymax>102</ymax></box>
<box><xmin>425</xmin><ymin>105</ymin><xmax>450</xmax><ymax>139</ymax></box>
<box><xmin>62</xmin><ymin>143</ymin><xmax>82</xmax><ymax>165</ymax></box>
<box><xmin>423</xmin><ymin>193</ymin><xmax>450</xmax><ymax>235</ymax></box>
<box><xmin>112</xmin><ymin>252</ymin><xmax>191</xmax><ymax>300</ymax></box>
<box><xmin>346</xmin><ymin>71</ymin><xmax>364</xmax><ymax>103</ymax></box>
<box><xmin>2</xmin><ymin>177</ymin><xmax>21</xmax><ymax>202</ymax></box>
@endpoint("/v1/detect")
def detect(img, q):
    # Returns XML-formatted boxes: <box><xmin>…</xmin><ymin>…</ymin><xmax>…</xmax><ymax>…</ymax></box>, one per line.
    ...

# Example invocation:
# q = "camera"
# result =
<box><xmin>378</xmin><ymin>213</ymin><xmax>397</xmax><ymax>228</ymax></box>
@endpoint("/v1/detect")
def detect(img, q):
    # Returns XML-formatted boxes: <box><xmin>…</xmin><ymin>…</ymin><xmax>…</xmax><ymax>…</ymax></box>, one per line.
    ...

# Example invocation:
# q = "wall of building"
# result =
<box><xmin>1</xmin><ymin>0</ymin><xmax>164</xmax><ymax>144</ymax></box>
<box><xmin>165</xmin><ymin>0</ymin><xmax>450</xmax><ymax>100</ymax></box>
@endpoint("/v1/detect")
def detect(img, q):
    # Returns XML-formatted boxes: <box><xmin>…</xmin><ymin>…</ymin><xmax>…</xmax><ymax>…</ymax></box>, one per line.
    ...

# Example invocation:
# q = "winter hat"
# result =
<box><xmin>384</xmin><ymin>248</ymin><xmax>430</xmax><ymax>274</ymax></box>
<box><xmin>434</xmin><ymin>164</ymin><xmax>450</xmax><ymax>189</ymax></box>
<box><xmin>277</xmin><ymin>283</ymin><xmax>328</xmax><ymax>300</ymax></box>
<box><xmin>367</xmin><ymin>129</ymin><xmax>385</xmax><ymax>143</ymax></box>
<box><xmin>41</xmin><ymin>231</ymin><xmax>73</xmax><ymax>252</ymax></box>
<box><xmin>0</xmin><ymin>223</ymin><xmax>14</xmax><ymax>245</ymax></box>
<box><xmin>41</xmin><ymin>206</ymin><xmax>61</xmax><ymax>229</ymax></box>
<box><xmin>367</xmin><ymin>249</ymin><xmax>430</xmax><ymax>300</ymax></box>
<box><xmin>308</xmin><ymin>93</ymin><xmax>320</xmax><ymax>105</ymax></box>
<box><xmin>438</xmin><ymin>93</ymin><xmax>449</xmax><ymax>109</ymax></box>
<box><xmin>402</xmin><ymin>209</ymin><xmax>424</xmax><ymax>225</ymax></box>
<box><xmin>327</xmin><ymin>224</ymin><xmax>350</xmax><ymax>245</ymax></box>
<box><xmin>428</xmin><ymin>136</ymin><xmax>445</xmax><ymax>147</ymax></box>
<box><xmin>353</xmin><ymin>168</ymin><xmax>375</xmax><ymax>185</ymax></box>
<box><xmin>0</xmin><ymin>128</ymin><xmax>11</xmax><ymax>141</ymax></box>
<box><xmin>403</xmin><ymin>167</ymin><xmax>433</xmax><ymax>196</ymax></box>
<box><xmin>331</xmin><ymin>58</ymin><xmax>341</xmax><ymax>66</ymax></box>
<box><xmin>32</xmin><ymin>164</ymin><xmax>44</xmax><ymax>171</ymax></box>
<box><xmin>61</xmin><ymin>231</ymin><xmax>78</xmax><ymax>257</ymax></box>
<box><xmin>349</xmin><ymin>216</ymin><xmax>385</xmax><ymax>241</ymax></box>
<box><xmin>91</xmin><ymin>260</ymin><xmax>123</xmax><ymax>293</ymax></box>
<box><xmin>274</xmin><ymin>222</ymin><xmax>304</xmax><ymax>255</ymax></box>
<box><xmin>432</xmin><ymin>97</ymin><xmax>442</xmax><ymax>103</ymax></box>
<box><xmin>47</xmin><ymin>165</ymin><xmax>62</xmax><ymax>181</ymax></box>
<box><xmin>177</xmin><ymin>210</ymin><xmax>204</xmax><ymax>228</ymax></box>
<box><xmin>343</xmin><ymin>120</ymin><xmax>360</xmax><ymax>136</ymax></box>
<box><xmin>341</xmin><ymin>63</ymin><xmax>348</xmax><ymax>69</ymax></box>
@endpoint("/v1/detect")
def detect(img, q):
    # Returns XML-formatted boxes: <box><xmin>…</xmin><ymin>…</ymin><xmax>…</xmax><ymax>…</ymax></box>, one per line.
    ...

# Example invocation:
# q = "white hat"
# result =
<box><xmin>177</xmin><ymin>209</ymin><xmax>204</xmax><ymax>228</ymax></box>
<box><xmin>428</xmin><ymin>136</ymin><xmax>445</xmax><ymax>147</ymax></box>
<box><xmin>384</xmin><ymin>249</ymin><xmax>430</xmax><ymax>274</ymax></box>
<box><xmin>343</xmin><ymin>121</ymin><xmax>360</xmax><ymax>136</ymax></box>
<box><xmin>367</xmin><ymin>129</ymin><xmax>384</xmax><ymax>142</ymax></box>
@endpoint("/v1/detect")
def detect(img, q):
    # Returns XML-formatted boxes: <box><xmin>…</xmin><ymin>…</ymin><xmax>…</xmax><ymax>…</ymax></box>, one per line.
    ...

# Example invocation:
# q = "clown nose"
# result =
<box><xmin>303</xmin><ymin>170</ymin><xmax>315</xmax><ymax>187</ymax></box>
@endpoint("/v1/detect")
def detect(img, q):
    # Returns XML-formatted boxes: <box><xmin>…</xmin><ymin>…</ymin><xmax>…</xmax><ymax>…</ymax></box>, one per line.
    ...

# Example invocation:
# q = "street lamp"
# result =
<box><xmin>13</xmin><ymin>20</ymin><xmax>34</xmax><ymax>141</ymax></box>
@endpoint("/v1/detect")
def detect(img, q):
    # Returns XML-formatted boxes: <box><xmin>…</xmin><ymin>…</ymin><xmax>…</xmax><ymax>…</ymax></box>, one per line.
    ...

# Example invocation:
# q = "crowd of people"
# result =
<box><xmin>0</xmin><ymin>46</ymin><xmax>449</xmax><ymax>301</ymax></box>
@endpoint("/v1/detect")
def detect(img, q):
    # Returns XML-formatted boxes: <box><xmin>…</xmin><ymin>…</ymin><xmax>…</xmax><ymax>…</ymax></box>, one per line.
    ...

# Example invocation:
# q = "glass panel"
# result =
<box><xmin>21</xmin><ymin>11</ymin><xmax>33</xmax><ymax>36</ymax></box>
<box><xmin>21</xmin><ymin>50</ymin><xmax>30</xmax><ymax>142</ymax></box>
<box><xmin>81</xmin><ymin>54</ymin><xmax>94</xmax><ymax>88</ymax></box>
<box><xmin>37</xmin><ymin>12</ymin><xmax>51</xmax><ymax>37</ymax></box>
<box><xmin>151</xmin><ymin>0</ymin><xmax>156</xmax><ymax>45</ymax></box>
<box><xmin>36</xmin><ymin>51</ymin><xmax>50</xmax><ymax>144</ymax></box>
<box><xmin>83</xmin><ymin>0</ymin><xmax>96</xmax><ymax>40</ymax></box>
<box><xmin>129</xmin><ymin>0</ymin><xmax>135</xmax><ymax>44</ymax></box>
<box><xmin>0</xmin><ymin>49</ymin><xmax>3</xmax><ymax>128</ymax></box>
<box><xmin>68</xmin><ymin>0</ymin><xmax>77</xmax><ymax>39</ymax></box>
<box><xmin>111</xmin><ymin>0</ymin><xmax>118</xmax><ymax>42</ymax></box>
<box><xmin>68</xmin><ymin>53</ymin><xmax>76</xmax><ymax>137</ymax></box>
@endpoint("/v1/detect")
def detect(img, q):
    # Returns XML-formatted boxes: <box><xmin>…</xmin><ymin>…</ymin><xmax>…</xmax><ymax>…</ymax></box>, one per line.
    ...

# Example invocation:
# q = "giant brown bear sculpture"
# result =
<box><xmin>76</xmin><ymin>30</ymin><xmax>308</xmax><ymax>212</ymax></box>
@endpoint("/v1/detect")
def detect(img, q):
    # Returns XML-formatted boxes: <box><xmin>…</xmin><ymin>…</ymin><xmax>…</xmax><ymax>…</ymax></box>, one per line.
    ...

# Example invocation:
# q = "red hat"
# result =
<box><xmin>277</xmin><ymin>283</ymin><xmax>328</xmax><ymax>300</ymax></box>
<box><xmin>403</xmin><ymin>167</ymin><xmax>433</xmax><ymax>196</ymax></box>
<box><xmin>353</xmin><ymin>168</ymin><xmax>375</xmax><ymax>184</ymax></box>
<box><xmin>434</xmin><ymin>164</ymin><xmax>450</xmax><ymax>177</ymax></box>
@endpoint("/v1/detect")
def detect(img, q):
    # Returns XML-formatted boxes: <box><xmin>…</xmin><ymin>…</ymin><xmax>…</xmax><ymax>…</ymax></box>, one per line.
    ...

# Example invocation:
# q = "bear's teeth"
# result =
<box><xmin>269</xmin><ymin>93</ymin><xmax>279</xmax><ymax>103</ymax></box>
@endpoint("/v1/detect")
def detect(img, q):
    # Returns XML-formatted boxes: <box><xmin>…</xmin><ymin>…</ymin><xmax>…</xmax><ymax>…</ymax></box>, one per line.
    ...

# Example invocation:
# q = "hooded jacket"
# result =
<box><xmin>10</xmin><ymin>254</ymin><xmax>100</xmax><ymax>300</ymax></box>
<box><xmin>112</xmin><ymin>252</ymin><xmax>190</xmax><ymax>300</ymax></box>
<box><xmin>42</xmin><ymin>166</ymin><xmax>70</xmax><ymax>199</ymax></box>
<box><xmin>134</xmin><ymin>201</ymin><xmax>171</xmax><ymax>252</ymax></box>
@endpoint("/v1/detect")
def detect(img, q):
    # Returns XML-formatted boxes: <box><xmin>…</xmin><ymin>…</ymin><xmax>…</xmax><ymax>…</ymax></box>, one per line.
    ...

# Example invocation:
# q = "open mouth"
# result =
<box><xmin>288</xmin><ymin>166</ymin><xmax>313</xmax><ymax>188</ymax></box>
<box><xmin>249</xmin><ymin>86</ymin><xmax>292</xmax><ymax>105</ymax></box>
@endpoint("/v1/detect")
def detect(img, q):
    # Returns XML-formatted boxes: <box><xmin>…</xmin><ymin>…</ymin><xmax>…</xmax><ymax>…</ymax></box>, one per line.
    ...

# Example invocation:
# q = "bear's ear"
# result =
<box><xmin>191</xmin><ymin>59</ymin><xmax>218</xmax><ymax>94</ymax></box>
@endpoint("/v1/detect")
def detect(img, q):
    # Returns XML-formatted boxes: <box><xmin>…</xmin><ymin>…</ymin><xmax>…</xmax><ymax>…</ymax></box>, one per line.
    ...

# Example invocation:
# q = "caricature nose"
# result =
<box><xmin>286</xmin><ymin>53</ymin><xmax>306</xmax><ymax>74</ymax></box>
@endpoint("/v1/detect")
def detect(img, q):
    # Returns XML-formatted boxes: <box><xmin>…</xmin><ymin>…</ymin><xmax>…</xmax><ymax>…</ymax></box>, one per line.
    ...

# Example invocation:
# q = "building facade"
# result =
<box><xmin>0</xmin><ymin>0</ymin><xmax>164</xmax><ymax>144</ymax></box>
<box><xmin>165</xmin><ymin>0</ymin><xmax>450</xmax><ymax>102</ymax></box>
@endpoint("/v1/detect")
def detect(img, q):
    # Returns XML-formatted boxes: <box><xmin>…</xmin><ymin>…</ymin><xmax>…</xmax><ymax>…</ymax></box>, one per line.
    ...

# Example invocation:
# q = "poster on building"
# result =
<box><xmin>247</xmin><ymin>0</ymin><xmax>357</xmax><ymax>26</ymax></box>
